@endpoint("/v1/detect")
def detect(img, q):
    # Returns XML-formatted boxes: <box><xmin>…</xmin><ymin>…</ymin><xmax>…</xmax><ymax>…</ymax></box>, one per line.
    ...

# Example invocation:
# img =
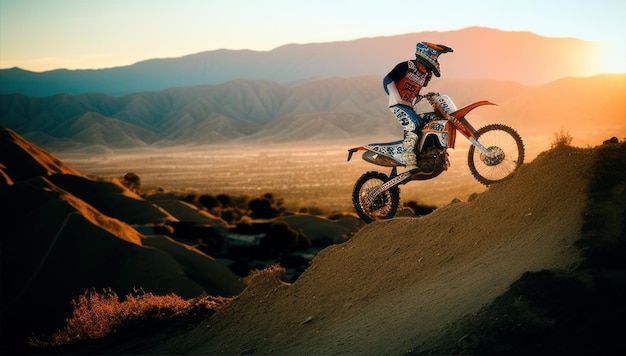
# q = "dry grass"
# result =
<box><xmin>29</xmin><ymin>288</ymin><xmax>229</xmax><ymax>348</ymax></box>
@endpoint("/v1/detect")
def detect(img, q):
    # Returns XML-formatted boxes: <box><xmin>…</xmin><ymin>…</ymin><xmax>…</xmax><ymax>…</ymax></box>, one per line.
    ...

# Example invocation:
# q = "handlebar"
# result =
<box><xmin>422</xmin><ymin>92</ymin><xmax>454</xmax><ymax>120</ymax></box>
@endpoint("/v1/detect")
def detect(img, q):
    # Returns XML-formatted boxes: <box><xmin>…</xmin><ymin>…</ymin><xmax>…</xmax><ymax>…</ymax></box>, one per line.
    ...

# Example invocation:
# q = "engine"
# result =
<box><xmin>415</xmin><ymin>148</ymin><xmax>449</xmax><ymax>178</ymax></box>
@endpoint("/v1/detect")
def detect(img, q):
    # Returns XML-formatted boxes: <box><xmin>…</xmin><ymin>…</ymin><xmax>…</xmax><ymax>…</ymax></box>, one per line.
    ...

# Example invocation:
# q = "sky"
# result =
<box><xmin>1</xmin><ymin>0</ymin><xmax>624</xmax><ymax>73</ymax></box>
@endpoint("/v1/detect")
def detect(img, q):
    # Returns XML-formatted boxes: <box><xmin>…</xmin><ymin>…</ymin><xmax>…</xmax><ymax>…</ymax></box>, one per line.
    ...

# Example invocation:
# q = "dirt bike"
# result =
<box><xmin>347</xmin><ymin>92</ymin><xmax>524</xmax><ymax>223</ymax></box>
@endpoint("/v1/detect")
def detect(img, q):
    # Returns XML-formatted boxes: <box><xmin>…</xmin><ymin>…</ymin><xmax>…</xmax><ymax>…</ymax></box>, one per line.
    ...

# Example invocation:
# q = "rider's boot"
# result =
<box><xmin>402</xmin><ymin>134</ymin><xmax>421</xmax><ymax>175</ymax></box>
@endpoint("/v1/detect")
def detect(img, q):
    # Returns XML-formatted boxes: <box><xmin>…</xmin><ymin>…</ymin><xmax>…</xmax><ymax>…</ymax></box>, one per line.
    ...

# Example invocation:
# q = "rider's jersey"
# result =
<box><xmin>383</xmin><ymin>60</ymin><xmax>431</xmax><ymax>107</ymax></box>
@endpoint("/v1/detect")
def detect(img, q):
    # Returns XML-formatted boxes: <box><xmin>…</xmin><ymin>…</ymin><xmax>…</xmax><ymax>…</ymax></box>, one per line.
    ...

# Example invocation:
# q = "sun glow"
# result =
<box><xmin>597</xmin><ymin>41</ymin><xmax>626</xmax><ymax>73</ymax></box>
<box><xmin>593</xmin><ymin>29</ymin><xmax>626</xmax><ymax>73</ymax></box>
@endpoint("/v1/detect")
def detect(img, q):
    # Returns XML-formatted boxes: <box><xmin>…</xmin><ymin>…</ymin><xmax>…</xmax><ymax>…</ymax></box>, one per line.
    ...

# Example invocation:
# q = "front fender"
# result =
<box><xmin>451</xmin><ymin>100</ymin><xmax>496</xmax><ymax>120</ymax></box>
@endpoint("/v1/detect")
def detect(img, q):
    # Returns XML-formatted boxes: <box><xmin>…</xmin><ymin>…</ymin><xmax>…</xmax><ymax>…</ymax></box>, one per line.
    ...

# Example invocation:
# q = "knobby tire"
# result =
<box><xmin>468</xmin><ymin>123</ymin><xmax>525</xmax><ymax>186</ymax></box>
<box><xmin>352</xmin><ymin>171</ymin><xmax>400</xmax><ymax>223</ymax></box>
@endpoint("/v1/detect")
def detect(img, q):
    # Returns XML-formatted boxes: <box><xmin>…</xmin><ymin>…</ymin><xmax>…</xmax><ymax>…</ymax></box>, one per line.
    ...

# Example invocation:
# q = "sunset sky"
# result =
<box><xmin>1</xmin><ymin>0</ymin><xmax>624</xmax><ymax>73</ymax></box>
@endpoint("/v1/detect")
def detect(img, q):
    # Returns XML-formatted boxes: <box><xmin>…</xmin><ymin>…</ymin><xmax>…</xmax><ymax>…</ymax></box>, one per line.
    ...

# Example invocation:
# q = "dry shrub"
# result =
<box><xmin>244</xmin><ymin>264</ymin><xmax>286</xmax><ymax>283</ymax></box>
<box><xmin>550</xmin><ymin>128</ymin><xmax>573</xmax><ymax>149</ymax></box>
<box><xmin>29</xmin><ymin>288</ymin><xmax>226</xmax><ymax>348</ymax></box>
<box><xmin>243</xmin><ymin>264</ymin><xmax>289</xmax><ymax>291</ymax></box>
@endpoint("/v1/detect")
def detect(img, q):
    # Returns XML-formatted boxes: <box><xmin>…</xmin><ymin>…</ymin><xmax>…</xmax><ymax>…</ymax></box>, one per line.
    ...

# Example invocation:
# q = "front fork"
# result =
<box><xmin>469</xmin><ymin>136</ymin><xmax>492</xmax><ymax>157</ymax></box>
<box><xmin>454</xmin><ymin>116</ymin><xmax>492</xmax><ymax>158</ymax></box>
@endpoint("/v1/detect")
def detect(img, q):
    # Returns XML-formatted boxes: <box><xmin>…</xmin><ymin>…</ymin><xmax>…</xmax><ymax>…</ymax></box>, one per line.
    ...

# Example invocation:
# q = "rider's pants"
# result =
<box><xmin>390</xmin><ymin>105</ymin><xmax>426</xmax><ymax>168</ymax></box>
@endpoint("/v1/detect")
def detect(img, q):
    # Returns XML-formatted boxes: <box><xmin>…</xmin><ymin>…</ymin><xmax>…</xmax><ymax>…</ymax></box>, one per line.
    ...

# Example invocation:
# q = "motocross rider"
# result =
<box><xmin>383</xmin><ymin>41</ymin><xmax>453</xmax><ymax>173</ymax></box>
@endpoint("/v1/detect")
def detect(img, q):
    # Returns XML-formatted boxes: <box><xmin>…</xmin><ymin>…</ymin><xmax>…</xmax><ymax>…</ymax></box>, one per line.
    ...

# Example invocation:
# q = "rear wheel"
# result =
<box><xmin>468</xmin><ymin>124</ymin><xmax>525</xmax><ymax>186</ymax></box>
<box><xmin>352</xmin><ymin>171</ymin><xmax>400</xmax><ymax>223</ymax></box>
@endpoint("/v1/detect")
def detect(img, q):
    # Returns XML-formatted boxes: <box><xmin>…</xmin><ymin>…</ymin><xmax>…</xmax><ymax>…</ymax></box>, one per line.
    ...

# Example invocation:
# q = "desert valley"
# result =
<box><xmin>1</xmin><ymin>27</ymin><xmax>625</xmax><ymax>354</ymax></box>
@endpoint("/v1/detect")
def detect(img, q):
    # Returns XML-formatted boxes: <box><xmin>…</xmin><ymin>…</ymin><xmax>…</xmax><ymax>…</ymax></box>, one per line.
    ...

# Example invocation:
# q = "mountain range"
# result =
<box><xmin>1</xmin><ymin>26</ymin><xmax>624</xmax><ymax>152</ymax></box>
<box><xmin>0</xmin><ymin>27</ymin><xmax>605</xmax><ymax>97</ymax></box>
<box><xmin>1</xmin><ymin>74</ymin><xmax>624</xmax><ymax>151</ymax></box>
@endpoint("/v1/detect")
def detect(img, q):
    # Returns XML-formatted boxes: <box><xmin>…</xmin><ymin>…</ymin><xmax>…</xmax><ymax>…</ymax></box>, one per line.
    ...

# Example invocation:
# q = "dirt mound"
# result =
<box><xmin>148</xmin><ymin>143</ymin><xmax>624</xmax><ymax>355</ymax></box>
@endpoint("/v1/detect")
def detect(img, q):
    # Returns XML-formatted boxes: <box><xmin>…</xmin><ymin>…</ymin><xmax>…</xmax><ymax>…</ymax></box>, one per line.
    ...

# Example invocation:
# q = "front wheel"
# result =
<box><xmin>468</xmin><ymin>123</ymin><xmax>525</xmax><ymax>186</ymax></box>
<box><xmin>352</xmin><ymin>171</ymin><xmax>400</xmax><ymax>223</ymax></box>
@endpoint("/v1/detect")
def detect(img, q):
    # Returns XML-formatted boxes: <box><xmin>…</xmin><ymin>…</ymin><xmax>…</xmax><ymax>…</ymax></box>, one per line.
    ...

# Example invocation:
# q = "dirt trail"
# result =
<box><xmin>145</xmin><ymin>145</ymin><xmax>597</xmax><ymax>355</ymax></box>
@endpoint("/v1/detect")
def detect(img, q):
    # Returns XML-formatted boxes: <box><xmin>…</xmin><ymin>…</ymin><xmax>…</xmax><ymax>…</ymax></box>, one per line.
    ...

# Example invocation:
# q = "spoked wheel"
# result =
<box><xmin>352</xmin><ymin>171</ymin><xmax>400</xmax><ymax>223</ymax></box>
<box><xmin>468</xmin><ymin>123</ymin><xmax>525</xmax><ymax>186</ymax></box>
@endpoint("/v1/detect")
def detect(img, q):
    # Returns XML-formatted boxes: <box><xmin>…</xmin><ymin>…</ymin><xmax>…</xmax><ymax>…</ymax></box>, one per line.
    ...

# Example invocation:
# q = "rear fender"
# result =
<box><xmin>347</xmin><ymin>146</ymin><xmax>364</xmax><ymax>161</ymax></box>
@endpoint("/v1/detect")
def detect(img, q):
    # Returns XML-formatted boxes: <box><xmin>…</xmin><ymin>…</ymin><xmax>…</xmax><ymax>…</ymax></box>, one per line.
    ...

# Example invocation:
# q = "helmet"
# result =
<box><xmin>415</xmin><ymin>42</ymin><xmax>453</xmax><ymax>77</ymax></box>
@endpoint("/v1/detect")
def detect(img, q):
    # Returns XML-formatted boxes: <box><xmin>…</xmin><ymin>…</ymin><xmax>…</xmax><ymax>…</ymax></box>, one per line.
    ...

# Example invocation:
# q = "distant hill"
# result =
<box><xmin>1</xmin><ymin>74</ymin><xmax>624</xmax><ymax>151</ymax></box>
<box><xmin>0</xmin><ymin>27</ymin><xmax>604</xmax><ymax>97</ymax></box>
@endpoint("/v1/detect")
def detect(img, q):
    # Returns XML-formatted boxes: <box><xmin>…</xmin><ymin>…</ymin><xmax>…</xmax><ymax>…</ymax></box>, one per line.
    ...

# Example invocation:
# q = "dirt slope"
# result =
<box><xmin>139</xmin><ymin>143</ymin><xmax>623</xmax><ymax>355</ymax></box>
